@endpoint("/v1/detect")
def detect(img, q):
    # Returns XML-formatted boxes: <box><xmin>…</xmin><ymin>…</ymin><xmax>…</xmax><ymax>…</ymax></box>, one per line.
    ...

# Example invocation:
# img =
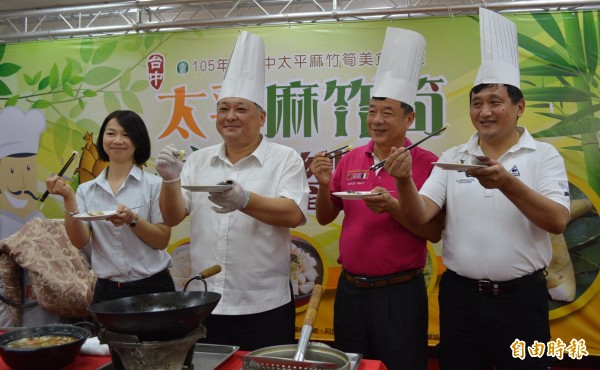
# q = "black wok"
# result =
<box><xmin>0</xmin><ymin>324</ymin><xmax>89</xmax><ymax>370</ymax></box>
<box><xmin>88</xmin><ymin>265</ymin><xmax>222</xmax><ymax>341</ymax></box>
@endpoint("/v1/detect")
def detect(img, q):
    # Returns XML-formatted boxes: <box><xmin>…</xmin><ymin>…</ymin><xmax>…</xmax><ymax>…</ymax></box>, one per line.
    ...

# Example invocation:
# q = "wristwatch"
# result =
<box><xmin>129</xmin><ymin>213</ymin><xmax>139</xmax><ymax>227</ymax></box>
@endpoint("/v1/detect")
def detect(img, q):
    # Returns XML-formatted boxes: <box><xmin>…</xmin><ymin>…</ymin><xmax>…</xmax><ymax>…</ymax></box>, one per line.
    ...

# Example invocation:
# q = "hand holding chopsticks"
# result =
<box><xmin>369</xmin><ymin>123</ymin><xmax>450</xmax><ymax>171</ymax></box>
<box><xmin>39</xmin><ymin>151</ymin><xmax>78</xmax><ymax>203</ymax></box>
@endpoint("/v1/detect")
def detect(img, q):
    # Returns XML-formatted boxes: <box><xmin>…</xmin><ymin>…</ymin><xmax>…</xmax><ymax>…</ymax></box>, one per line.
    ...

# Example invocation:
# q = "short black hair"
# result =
<box><xmin>470</xmin><ymin>83</ymin><xmax>523</xmax><ymax>105</ymax></box>
<box><xmin>96</xmin><ymin>110</ymin><xmax>151</xmax><ymax>165</ymax></box>
<box><xmin>372</xmin><ymin>97</ymin><xmax>414</xmax><ymax>114</ymax></box>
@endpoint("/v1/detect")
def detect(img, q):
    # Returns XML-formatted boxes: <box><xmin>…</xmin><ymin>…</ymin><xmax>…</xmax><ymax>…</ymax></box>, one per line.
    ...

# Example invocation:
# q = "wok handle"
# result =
<box><xmin>199</xmin><ymin>265</ymin><xmax>222</xmax><ymax>279</ymax></box>
<box><xmin>303</xmin><ymin>284</ymin><xmax>323</xmax><ymax>327</ymax></box>
<box><xmin>293</xmin><ymin>284</ymin><xmax>323</xmax><ymax>361</ymax></box>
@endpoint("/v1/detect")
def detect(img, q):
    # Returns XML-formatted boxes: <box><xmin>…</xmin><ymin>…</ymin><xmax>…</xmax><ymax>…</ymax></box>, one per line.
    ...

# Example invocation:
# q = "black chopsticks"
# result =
<box><xmin>40</xmin><ymin>151</ymin><xmax>78</xmax><ymax>203</ymax></box>
<box><xmin>307</xmin><ymin>145</ymin><xmax>353</xmax><ymax>172</ymax></box>
<box><xmin>370</xmin><ymin>123</ymin><xmax>451</xmax><ymax>171</ymax></box>
<box><xmin>324</xmin><ymin>145</ymin><xmax>351</xmax><ymax>158</ymax></box>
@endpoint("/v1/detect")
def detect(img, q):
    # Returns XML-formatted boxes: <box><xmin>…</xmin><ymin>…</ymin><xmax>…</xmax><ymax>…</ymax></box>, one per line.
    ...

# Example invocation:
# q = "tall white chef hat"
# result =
<box><xmin>372</xmin><ymin>27</ymin><xmax>426</xmax><ymax>110</ymax></box>
<box><xmin>0</xmin><ymin>107</ymin><xmax>46</xmax><ymax>158</ymax></box>
<box><xmin>219</xmin><ymin>31</ymin><xmax>265</xmax><ymax>109</ymax></box>
<box><xmin>474</xmin><ymin>7</ymin><xmax>520</xmax><ymax>88</ymax></box>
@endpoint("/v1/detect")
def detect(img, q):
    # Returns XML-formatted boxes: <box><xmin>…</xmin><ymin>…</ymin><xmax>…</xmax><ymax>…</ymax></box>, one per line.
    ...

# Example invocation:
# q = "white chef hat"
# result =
<box><xmin>474</xmin><ymin>7</ymin><xmax>520</xmax><ymax>88</ymax></box>
<box><xmin>372</xmin><ymin>27</ymin><xmax>426</xmax><ymax>110</ymax></box>
<box><xmin>219</xmin><ymin>31</ymin><xmax>265</xmax><ymax>109</ymax></box>
<box><xmin>0</xmin><ymin>107</ymin><xmax>46</xmax><ymax>158</ymax></box>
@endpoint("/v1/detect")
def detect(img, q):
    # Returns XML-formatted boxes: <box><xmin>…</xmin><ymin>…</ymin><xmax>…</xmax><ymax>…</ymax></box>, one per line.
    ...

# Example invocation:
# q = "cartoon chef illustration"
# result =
<box><xmin>0</xmin><ymin>106</ymin><xmax>46</xmax><ymax>240</ymax></box>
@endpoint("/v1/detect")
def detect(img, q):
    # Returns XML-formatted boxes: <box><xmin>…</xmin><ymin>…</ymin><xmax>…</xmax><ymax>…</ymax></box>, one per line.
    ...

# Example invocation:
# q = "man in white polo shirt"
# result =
<box><xmin>384</xmin><ymin>8</ymin><xmax>570</xmax><ymax>370</ymax></box>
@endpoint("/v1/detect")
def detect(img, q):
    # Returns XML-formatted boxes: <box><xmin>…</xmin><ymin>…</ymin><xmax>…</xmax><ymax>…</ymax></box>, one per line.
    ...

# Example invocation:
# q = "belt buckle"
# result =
<box><xmin>477</xmin><ymin>279</ymin><xmax>499</xmax><ymax>295</ymax></box>
<box><xmin>353</xmin><ymin>275</ymin><xmax>372</xmax><ymax>287</ymax></box>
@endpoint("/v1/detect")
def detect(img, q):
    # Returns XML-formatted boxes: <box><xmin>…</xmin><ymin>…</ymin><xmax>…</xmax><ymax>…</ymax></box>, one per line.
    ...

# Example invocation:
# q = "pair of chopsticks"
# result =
<box><xmin>39</xmin><ymin>151</ymin><xmax>79</xmax><ymax>203</ymax></box>
<box><xmin>369</xmin><ymin>123</ymin><xmax>450</xmax><ymax>171</ymax></box>
<box><xmin>324</xmin><ymin>145</ymin><xmax>352</xmax><ymax>159</ymax></box>
<box><xmin>306</xmin><ymin>145</ymin><xmax>352</xmax><ymax>173</ymax></box>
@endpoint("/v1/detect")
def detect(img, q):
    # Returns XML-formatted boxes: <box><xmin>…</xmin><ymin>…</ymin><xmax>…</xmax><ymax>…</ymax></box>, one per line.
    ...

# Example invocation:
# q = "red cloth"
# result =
<box><xmin>0</xmin><ymin>350</ymin><xmax>388</xmax><ymax>370</ymax></box>
<box><xmin>0</xmin><ymin>354</ymin><xmax>110</xmax><ymax>370</ymax></box>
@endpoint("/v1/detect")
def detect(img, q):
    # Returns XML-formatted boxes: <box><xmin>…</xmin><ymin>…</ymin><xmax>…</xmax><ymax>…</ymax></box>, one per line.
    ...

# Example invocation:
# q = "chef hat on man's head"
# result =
<box><xmin>0</xmin><ymin>107</ymin><xmax>46</xmax><ymax>158</ymax></box>
<box><xmin>473</xmin><ymin>7</ymin><xmax>520</xmax><ymax>88</ymax></box>
<box><xmin>372</xmin><ymin>27</ymin><xmax>426</xmax><ymax>110</ymax></box>
<box><xmin>219</xmin><ymin>31</ymin><xmax>265</xmax><ymax>109</ymax></box>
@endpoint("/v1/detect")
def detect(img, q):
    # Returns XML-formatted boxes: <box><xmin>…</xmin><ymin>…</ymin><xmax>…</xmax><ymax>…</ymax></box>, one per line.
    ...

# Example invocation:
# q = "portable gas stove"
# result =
<box><xmin>98</xmin><ymin>325</ymin><xmax>206</xmax><ymax>370</ymax></box>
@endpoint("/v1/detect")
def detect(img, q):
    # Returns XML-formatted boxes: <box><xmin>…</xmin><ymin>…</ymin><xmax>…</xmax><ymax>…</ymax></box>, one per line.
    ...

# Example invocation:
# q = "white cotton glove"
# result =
<box><xmin>208</xmin><ymin>180</ymin><xmax>250</xmax><ymax>214</ymax></box>
<box><xmin>156</xmin><ymin>144</ymin><xmax>184</xmax><ymax>182</ymax></box>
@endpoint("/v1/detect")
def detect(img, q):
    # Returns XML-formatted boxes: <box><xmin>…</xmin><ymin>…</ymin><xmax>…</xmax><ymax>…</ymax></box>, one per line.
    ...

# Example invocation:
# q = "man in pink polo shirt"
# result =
<box><xmin>310</xmin><ymin>28</ymin><xmax>444</xmax><ymax>370</ymax></box>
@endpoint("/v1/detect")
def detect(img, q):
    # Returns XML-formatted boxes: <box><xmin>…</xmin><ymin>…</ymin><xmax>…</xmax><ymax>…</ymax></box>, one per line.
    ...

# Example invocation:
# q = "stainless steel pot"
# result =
<box><xmin>243</xmin><ymin>344</ymin><xmax>351</xmax><ymax>370</ymax></box>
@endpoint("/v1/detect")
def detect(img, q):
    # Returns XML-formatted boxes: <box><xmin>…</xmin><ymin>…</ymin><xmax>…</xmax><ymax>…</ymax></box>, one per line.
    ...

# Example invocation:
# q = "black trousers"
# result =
<box><xmin>333</xmin><ymin>272</ymin><xmax>428</xmax><ymax>370</ymax></box>
<box><xmin>438</xmin><ymin>269</ymin><xmax>551</xmax><ymax>370</ymax></box>
<box><xmin>199</xmin><ymin>285</ymin><xmax>296</xmax><ymax>351</ymax></box>
<box><xmin>92</xmin><ymin>268</ymin><xmax>175</xmax><ymax>304</ymax></box>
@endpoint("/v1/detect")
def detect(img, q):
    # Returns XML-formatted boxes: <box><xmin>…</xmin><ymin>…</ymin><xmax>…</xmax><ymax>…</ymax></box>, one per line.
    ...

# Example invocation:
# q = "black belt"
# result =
<box><xmin>343</xmin><ymin>269</ymin><xmax>422</xmax><ymax>288</ymax></box>
<box><xmin>445</xmin><ymin>269</ymin><xmax>545</xmax><ymax>296</ymax></box>
<box><xmin>98</xmin><ymin>268</ymin><xmax>170</xmax><ymax>289</ymax></box>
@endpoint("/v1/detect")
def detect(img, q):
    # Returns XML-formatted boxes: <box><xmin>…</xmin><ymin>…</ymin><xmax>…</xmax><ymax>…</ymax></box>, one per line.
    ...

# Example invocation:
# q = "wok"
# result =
<box><xmin>88</xmin><ymin>265</ymin><xmax>222</xmax><ymax>341</ymax></box>
<box><xmin>0</xmin><ymin>324</ymin><xmax>89</xmax><ymax>370</ymax></box>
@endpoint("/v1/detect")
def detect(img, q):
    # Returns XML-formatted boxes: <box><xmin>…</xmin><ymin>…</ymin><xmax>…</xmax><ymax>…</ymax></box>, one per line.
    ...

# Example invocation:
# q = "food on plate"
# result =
<box><xmin>88</xmin><ymin>211</ymin><xmax>105</xmax><ymax>216</ymax></box>
<box><xmin>7</xmin><ymin>335</ymin><xmax>77</xmax><ymax>349</ymax></box>
<box><xmin>290</xmin><ymin>243</ymin><xmax>319</xmax><ymax>296</ymax></box>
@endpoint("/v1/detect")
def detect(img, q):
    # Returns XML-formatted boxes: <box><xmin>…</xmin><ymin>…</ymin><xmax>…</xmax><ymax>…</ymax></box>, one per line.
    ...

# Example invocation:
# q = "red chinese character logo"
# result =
<box><xmin>148</xmin><ymin>54</ymin><xmax>165</xmax><ymax>90</ymax></box>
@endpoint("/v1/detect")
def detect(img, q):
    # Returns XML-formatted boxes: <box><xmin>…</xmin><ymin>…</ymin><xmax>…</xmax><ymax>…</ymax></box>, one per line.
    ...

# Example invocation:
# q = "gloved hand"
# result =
<box><xmin>156</xmin><ymin>144</ymin><xmax>184</xmax><ymax>182</ymax></box>
<box><xmin>208</xmin><ymin>180</ymin><xmax>250</xmax><ymax>214</ymax></box>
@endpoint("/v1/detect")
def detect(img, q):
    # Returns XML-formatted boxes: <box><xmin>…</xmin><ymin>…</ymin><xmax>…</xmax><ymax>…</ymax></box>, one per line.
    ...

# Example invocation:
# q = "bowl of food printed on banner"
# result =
<box><xmin>168</xmin><ymin>240</ymin><xmax>192</xmax><ymax>291</ymax></box>
<box><xmin>290</xmin><ymin>235</ymin><xmax>325</xmax><ymax>308</ymax></box>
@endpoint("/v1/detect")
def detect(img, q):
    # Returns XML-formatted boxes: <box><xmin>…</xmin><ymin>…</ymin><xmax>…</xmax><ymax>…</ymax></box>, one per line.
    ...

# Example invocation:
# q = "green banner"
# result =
<box><xmin>0</xmin><ymin>10</ymin><xmax>598</xmax><ymax>360</ymax></box>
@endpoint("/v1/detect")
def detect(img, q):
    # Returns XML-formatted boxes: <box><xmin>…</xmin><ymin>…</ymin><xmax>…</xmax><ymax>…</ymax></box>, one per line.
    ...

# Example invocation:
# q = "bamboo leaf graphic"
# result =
<box><xmin>533</xmin><ymin>116</ymin><xmax>600</xmax><ymax>138</ymax></box>
<box><xmin>66</xmin><ymin>57</ymin><xmax>83</xmax><ymax>76</ymax></box>
<box><xmin>583</xmin><ymin>12</ymin><xmax>598</xmax><ymax>77</ymax></box>
<box><xmin>104</xmin><ymin>91</ymin><xmax>120</xmax><ymax>112</ymax></box>
<box><xmin>518</xmin><ymin>34</ymin><xmax>574</xmax><ymax>69</ymax></box>
<box><xmin>69</xmin><ymin>76</ymin><xmax>83</xmax><ymax>85</ymax></box>
<box><xmin>80</xmin><ymin>39</ymin><xmax>93</xmax><ymax>64</ymax></box>
<box><xmin>6</xmin><ymin>95</ymin><xmax>19</xmax><ymax>106</ymax></box>
<box><xmin>69</xmin><ymin>101</ymin><xmax>83</xmax><ymax>118</ymax></box>
<box><xmin>62</xmin><ymin>62</ymin><xmax>73</xmax><ymax>84</ymax></box>
<box><xmin>523</xmin><ymin>86</ymin><xmax>591</xmax><ymax>102</ymax></box>
<box><xmin>532</xmin><ymin>13</ymin><xmax>566</xmax><ymax>47</ymax></box>
<box><xmin>63</xmin><ymin>83</ymin><xmax>74</xmax><ymax>97</ymax></box>
<box><xmin>83</xmin><ymin>66</ymin><xmax>121</xmax><ymax>86</ymax></box>
<box><xmin>0</xmin><ymin>44</ymin><xmax>5</xmax><ymax>60</ymax></box>
<box><xmin>563</xmin><ymin>12</ymin><xmax>587</xmax><ymax>74</ymax></box>
<box><xmin>0</xmin><ymin>63</ymin><xmax>21</xmax><ymax>77</ymax></box>
<box><xmin>92</xmin><ymin>41</ymin><xmax>117</xmax><ymax>65</ymax></box>
<box><xmin>49</xmin><ymin>63</ymin><xmax>60</xmax><ymax>90</ymax></box>
<box><xmin>130</xmin><ymin>80</ymin><xmax>149</xmax><ymax>92</ymax></box>
<box><xmin>122</xmin><ymin>91</ymin><xmax>143</xmax><ymax>113</ymax></box>
<box><xmin>0</xmin><ymin>80</ymin><xmax>11</xmax><ymax>96</ymax></box>
<box><xmin>39</xmin><ymin>76</ymin><xmax>49</xmax><ymax>90</ymax></box>
<box><xmin>32</xmin><ymin>99</ymin><xmax>51</xmax><ymax>109</ymax></box>
<box><xmin>119</xmin><ymin>67</ymin><xmax>131</xmax><ymax>91</ymax></box>
<box><xmin>520</xmin><ymin>65</ymin><xmax>579</xmax><ymax>77</ymax></box>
